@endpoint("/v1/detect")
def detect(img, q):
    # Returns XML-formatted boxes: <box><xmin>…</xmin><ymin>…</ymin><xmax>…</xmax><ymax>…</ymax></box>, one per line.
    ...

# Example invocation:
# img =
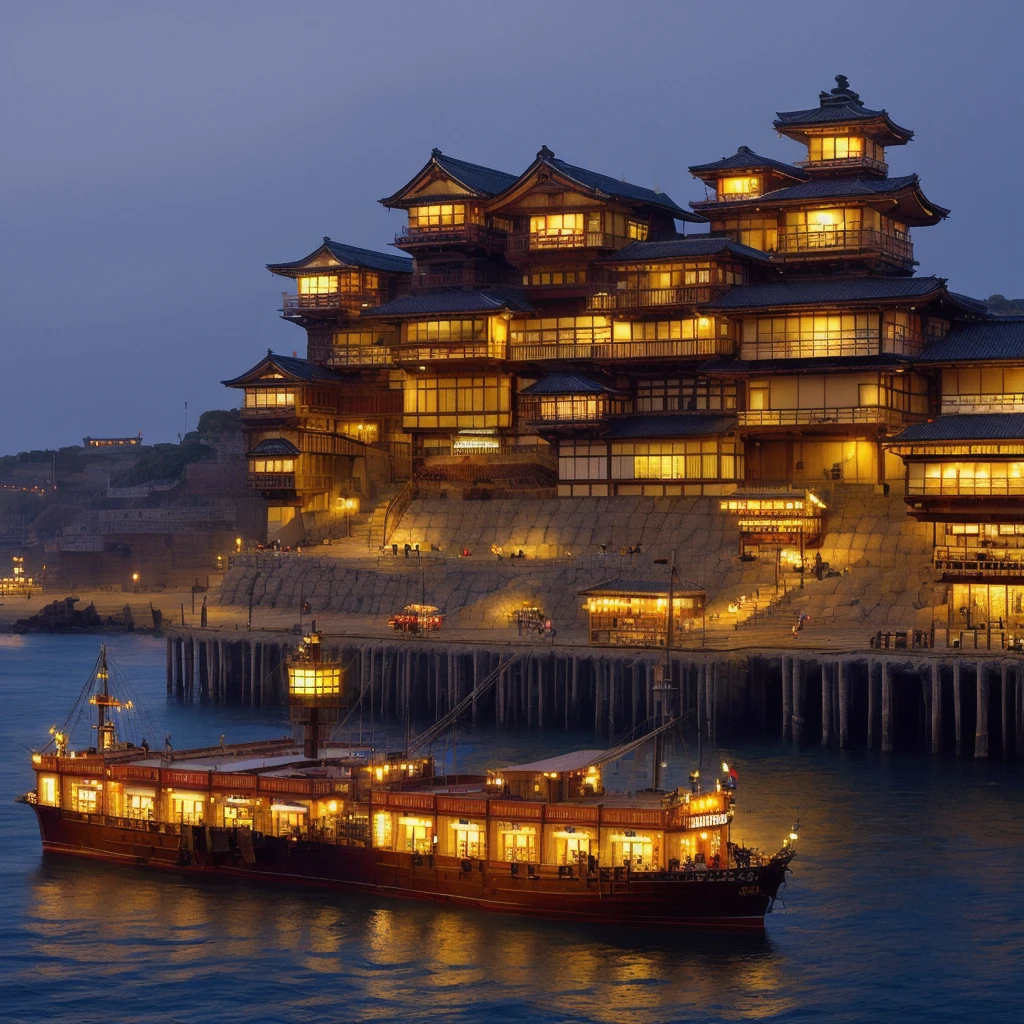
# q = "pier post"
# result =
<box><xmin>1001</xmin><ymin>661</ymin><xmax>1010</xmax><ymax>758</ymax></box>
<box><xmin>822</xmin><ymin>662</ymin><xmax>833</xmax><ymax>747</ymax></box>
<box><xmin>867</xmin><ymin>660</ymin><xmax>876</xmax><ymax>750</ymax></box>
<box><xmin>881</xmin><ymin>660</ymin><xmax>893</xmax><ymax>753</ymax></box>
<box><xmin>249</xmin><ymin>642</ymin><xmax>257</xmax><ymax>708</ymax></box>
<box><xmin>931</xmin><ymin>661</ymin><xmax>942</xmax><ymax>755</ymax></box>
<box><xmin>166</xmin><ymin>637</ymin><xmax>173</xmax><ymax>693</ymax></box>
<box><xmin>184</xmin><ymin>637</ymin><xmax>195</xmax><ymax>700</ymax></box>
<box><xmin>792</xmin><ymin>659</ymin><xmax>803</xmax><ymax>745</ymax></box>
<box><xmin>975</xmin><ymin>664</ymin><xmax>989</xmax><ymax>759</ymax></box>
<box><xmin>781</xmin><ymin>657</ymin><xmax>792</xmax><ymax>742</ymax></box>
<box><xmin>838</xmin><ymin>660</ymin><xmax>849</xmax><ymax>750</ymax></box>
<box><xmin>953</xmin><ymin>659</ymin><xmax>962</xmax><ymax>755</ymax></box>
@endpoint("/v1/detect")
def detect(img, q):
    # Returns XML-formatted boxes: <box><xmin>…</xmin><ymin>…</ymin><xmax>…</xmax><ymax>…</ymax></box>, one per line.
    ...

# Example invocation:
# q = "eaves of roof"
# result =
<box><xmin>222</xmin><ymin>352</ymin><xmax>345</xmax><ymax>387</ymax></box>
<box><xmin>267</xmin><ymin>238</ymin><xmax>413</xmax><ymax>276</ymax></box>
<box><xmin>361</xmin><ymin>288</ymin><xmax>534</xmax><ymax>318</ymax></box>
<box><xmin>707</xmin><ymin>276</ymin><xmax>950</xmax><ymax>311</ymax></box>
<box><xmin>886</xmin><ymin>413</ymin><xmax>1024</xmax><ymax>444</ymax></box>
<box><xmin>598</xmin><ymin>236</ymin><xmax>771</xmax><ymax>264</ymax></box>
<box><xmin>917</xmin><ymin>320</ymin><xmax>1024</xmax><ymax>362</ymax></box>
<box><xmin>602</xmin><ymin>413</ymin><xmax>736</xmax><ymax>439</ymax></box>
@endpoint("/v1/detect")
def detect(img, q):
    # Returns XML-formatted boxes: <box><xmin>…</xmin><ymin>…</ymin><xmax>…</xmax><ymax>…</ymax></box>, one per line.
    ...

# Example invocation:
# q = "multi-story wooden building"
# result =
<box><xmin>226</xmin><ymin>76</ymin><xmax>1019</xmax><ymax>562</ymax></box>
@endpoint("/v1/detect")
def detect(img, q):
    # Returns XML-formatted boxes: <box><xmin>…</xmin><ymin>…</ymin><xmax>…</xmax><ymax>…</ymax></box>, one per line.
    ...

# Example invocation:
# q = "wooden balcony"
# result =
<box><xmin>281</xmin><ymin>291</ymin><xmax>382</xmax><ymax>315</ymax></box>
<box><xmin>798</xmin><ymin>156</ymin><xmax>888</xmax><ymax>175</ymax></box>
<box><xmin>738</xmin><ymin>407</ymin><xmax>907</xmax><ymax>428</ymax></box>
<box><xmin>509</xmin><ymin>231</ymin><xmax>620</xmax><ymax>252</ymax></box>
<box><xmin>774</xmin><ymin>227</ymin><xmax>913</xmax><ymax>263</ymax></box>
<box><xmin>586</xmin><ymin>285</ymin><xmax>723</xmax><ymax>311</ymax></box>
<box><xmin>326</xmin><ymin>347</ymin><xmax>395</xmax><ymax>369</ymax></box>
<box><xmin>941</xmin><ymin>393</ymin><xmax>1024</xmax><ymax>415</ymax></box>
<box><xmin>509</xmin><ymin>338</ymin><xmax>730</xmax><ymax>363</ymax></box>
<box><xmin>394</xmin><ymin>223</ymin><xmax>506</xmax><ymax>248</ymax></box>
<box><xmin>240</xmin><ymin>405</ymin><xmax>296</xmax><ymax>419</ymax></box>
<box><xmin>934</xmin><ymin>548</ymin><xmax>1024</xmax><ymax>577</ymax></box>
<box><xmin>248</xmin><ymin>473</ymin><xmax>333</xmax><ymax>492</ymax></box>
<box><xmin>740</xmin><ymin>331</ymin><xmax>923</xmax><ymax>360</ymax></box>
<box><xmin>393</xmin><ymin>341</ymin><xmax>500</xmax><ymax>363</ymax></box>
<box><xmin>908</xmin><ymin>480</ymin><xmax>1024</xmax><ymax>498</ymax></box>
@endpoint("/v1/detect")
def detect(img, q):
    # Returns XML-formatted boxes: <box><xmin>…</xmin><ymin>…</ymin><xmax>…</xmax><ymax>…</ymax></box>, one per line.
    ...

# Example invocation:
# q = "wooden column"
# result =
<box><xmin>781</xmin><ymin>657</ymin><xmax>792</xmax><ymax>742</ymax></box>
<box><xmin>975</xmin><ymin>663</ymin><xmax>989</xmax><ymax>759</ymax></box>
<box><xmin>931</xmin><ymin>661</ymin><xmax>942</xmax><ymax>755</ymax></box>
<box><xmin>822</xmin><ymin>663</ymin><xmax>833</xmax><ymax>747</ymax></box>
<box><xmin>838</xmin><ymin>660</ymin><xmax>850</xmax><ymax>750</ymax></box>
<box><xmin>953</xmin><ymin>659</ymin><xmax>962</xmax><ymax>755</ymax></box>
<box><xmin>881</xmin><ymin>660</ymin><xmax>893</xmax><ymax>754</ymax></box>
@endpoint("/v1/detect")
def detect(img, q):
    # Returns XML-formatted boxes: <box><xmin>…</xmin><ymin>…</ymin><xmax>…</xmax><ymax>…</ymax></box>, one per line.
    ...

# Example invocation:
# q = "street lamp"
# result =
<box><xmin>337</xmin><ymin>497</ymin><xmax>358</xmax><ymax>538</ymax></box>
<box><xmin>131</xmin><ymin>572</ymin><xmax>140</xmax><ymax>593</ymax></box>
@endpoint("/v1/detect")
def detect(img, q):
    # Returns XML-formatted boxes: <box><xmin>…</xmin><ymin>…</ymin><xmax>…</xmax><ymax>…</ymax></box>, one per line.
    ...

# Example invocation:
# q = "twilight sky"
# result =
<box><xmin>2</xmin><ymin>0</ymin><xmax>1022</xmax><ymax>454</ymax></box>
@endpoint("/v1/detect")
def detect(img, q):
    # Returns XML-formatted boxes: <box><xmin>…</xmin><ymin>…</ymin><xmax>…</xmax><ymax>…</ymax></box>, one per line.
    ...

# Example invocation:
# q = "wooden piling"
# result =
<box><xmin>838</xmin><ymin>660</ymin><xmax>849</xmax><ymax>750</ymax></box>
<box><xmin>822</xmin><ymin>662</ymin><xmax>833</xmax><ymax>747</ymax></box>
<box><xmin>931</xmin><ymin>661</ymin><xmax>942</xmax><ymax>755</ymax></box>
<box><xmin>792</xmin><ymin>658</ymin><xmax>803</xmax><ymax>745</ymax></box>
<box><xmin>781</xmin><ymin>656</ymin><xmax>792</xmax><ymax>742</ymax></box>
<box><xmin>975</xmin><ymin>664</ymin><xmax>989</xmax><ymax>759</ymax></box>
<box><xmin>881</xmin><ymin>660</ymin><xmax>893</xmax><ymax>754</ymax></box>
<box><xmin>953</xmin><ymin>659</ymin><xmax>962</xmax><ymax>755</ymax></box>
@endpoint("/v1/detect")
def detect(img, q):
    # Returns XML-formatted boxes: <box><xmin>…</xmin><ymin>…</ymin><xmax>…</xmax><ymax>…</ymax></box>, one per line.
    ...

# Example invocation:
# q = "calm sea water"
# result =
<box><xmin>0</xmin><ymin>633</ymin><xmax>1021</xmax><ymax>1024</ymax></box>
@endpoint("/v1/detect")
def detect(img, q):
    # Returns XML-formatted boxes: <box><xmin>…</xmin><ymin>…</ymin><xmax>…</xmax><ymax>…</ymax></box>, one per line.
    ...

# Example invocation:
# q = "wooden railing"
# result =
<box><xmin>586</xmin><ymin>286</ymin><xmax>722</xmax><ymax>310</ymax></box>
<box><xmin>738</xmin><ymin>407</ymin><xmax>907</xmax><ymax>428</ymax></box>
<box><xmin>797</xmin><ymin>156</ymin><xmax>888</xmax><ymax>175</ymax></box>
<box><xmin>248</xmin><ymin>473</ymin><xmax>333</xmax><ymax>492</ymax></box>
<box><xmin>774</xmin><ymin>227</ymin><xmax>913</xmax><ymax>263</ymax></box>
<box><xmin>941</xmin><ymin>394</ymin><xmax>1024</xmax><ymax>415</ymax></box>
<box><xmin>739</xmin><ymin>331</ymin><xmax>923</xmax><ymax>360</ymax></box>
<box><xmin>509</xmin><ymin>231</ymin><xmax>621</xmax><ymax>252</ymax></box>
<box><xmin>392</xmin><ymin>341</ymin><xmax>498</xmax><ymax>362</ymax></box>
<box><xmin>240</xmin><ymin>405</ymin><xmax>296</xmax><ymax>418</ymax></box>
<box><xmin>326</xmin><ymin>347</ymin><xmax>394</xmax><ymax>368</ymax></box>
<box><xmin>394</xmin><ymin>223</ymin><xmax>506</xmax><ymax>247</ymax></box>
<box><xmin>381</xmin><ymin>480</ymin><xmax>416</xmax><ymax>548</ymax></box>
<box><xmin>908</xmin><ymin>480</ymin><xmax>1024</xmax><ymax>498</ymax></box>
<box><xmin>282</xmin><ymin>291</ymin><xmax>382</xmax><ymax>313</ymax></box>
<box><xmin>934</xmin><ymin>549</ymin><xmax>1024</xmax><ymax>576</ymax></box>
<box><xmin>509</xmin><ymin>338</ymin><xmax>730</xmax><ymax>362</ymax></box>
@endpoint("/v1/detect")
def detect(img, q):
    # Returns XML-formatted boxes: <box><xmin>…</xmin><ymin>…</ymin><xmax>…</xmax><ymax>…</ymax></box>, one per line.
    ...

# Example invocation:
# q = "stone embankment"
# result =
<box><xmin>219</xmin><ymin>485</ymin><xmax>946</xmax><ymax>635</ymax></box>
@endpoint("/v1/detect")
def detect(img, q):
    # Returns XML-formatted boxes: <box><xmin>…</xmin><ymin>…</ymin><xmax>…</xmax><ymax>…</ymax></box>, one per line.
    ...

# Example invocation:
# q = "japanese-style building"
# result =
<box><xmin>225</xmin><ymin>73</ymin><xmax>1023</xmax><ymax>608</ymax></box>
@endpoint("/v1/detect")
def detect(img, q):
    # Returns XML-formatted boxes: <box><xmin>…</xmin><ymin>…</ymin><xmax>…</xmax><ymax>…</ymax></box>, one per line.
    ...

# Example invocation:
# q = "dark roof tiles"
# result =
<box><xmin>688</xmin><ymin>146</ymin><xmax>808</xmax><ymax>180</ymax></box>
<box><xmin>520</xmin><ymin>374</ymin><xmax>618</xmax><ymax>395</ymax></box>
<box><xmin>603</xmin><ymin>414</ymin><xmax>736</xmax><ymax>439</ymax></box>
<box><xmin>888</xmin><ymin>414</ymin><xmax>1024</xmax><ymax>443</ymax></box>
<box><xmin>362</xmin><ymin>288</ymin><xmax>534</xmax><ymax>317</ymax></box>
<box><xmin>222</xmin><ymin>353</ymin><xmax>345</xmax><ymax>388</ymax></box>
<box><xmin>268</xmin><ymin>239</ymin><xmax>413</xmax><ymax>276</ymax></box>
<box><xmin>918</xmin><ymin>320</ymin><xmax>1024</xmax><ymax>362</ymax></box>
<box><xmin>600</xmin><ymin>236</ymin><xmax>771</xmax><ymax>264</ymax></box>
<box><xmin>709</xmin><ymin>276</ymin><xmax>951</xmax><ymax>310</ymax></box>
<box><xmin>431</xmin><ymin>151</ymin><xmax>519</xmax><ymax>196</ymax></box>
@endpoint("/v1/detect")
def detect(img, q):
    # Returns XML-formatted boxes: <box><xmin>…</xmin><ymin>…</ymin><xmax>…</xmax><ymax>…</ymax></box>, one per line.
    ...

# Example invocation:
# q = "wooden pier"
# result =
<box><xmin>165</xmin><ymin>628</ymin><xmax>1024</xmax><ymax>759</ymax></box>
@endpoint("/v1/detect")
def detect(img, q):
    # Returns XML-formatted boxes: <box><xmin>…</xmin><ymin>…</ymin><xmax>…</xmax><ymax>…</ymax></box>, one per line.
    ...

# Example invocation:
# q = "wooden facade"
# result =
<box><xmin>223</xmin><ymin>76</ymin><xmax>1021</xmax><ymax>553</ymax></box>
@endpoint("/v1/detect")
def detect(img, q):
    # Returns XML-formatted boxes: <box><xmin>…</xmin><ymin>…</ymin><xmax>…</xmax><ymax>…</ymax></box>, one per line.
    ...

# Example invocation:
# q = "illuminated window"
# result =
<box><xmin>39</xmin><ymin>777</ymin><xmax>58</xmax><ymax>806</ymax></box>
<box><xmin>907</xmin><ymin>462</ymin><xmax>1024</xmax><ymax>497</ymax></box>
<box><xmin>635</xmin><ymin>378</ymin><xmax>736</xmax><ymax>412</ymax></box>
<box><xmin>298</xmin><ymin>275</ymin><xmax>338</xmax><ymax>295</ymax></box>
<box><xmin>338</xmin><ymin>421</ymin><xmax>379</xmax><ymax>443</ymax></box>
<box><xmin>718</xmin><ymin>176</ymin><xmax>760</xmax><ymax>199</ymax></box>
<box><xmin>251</xmin><ymin>458</ymin><xmax>295</xmax><ymax>473</ymax></box>
<box><xmin>403</xmin><ymin>376</ymin><xmax>512</xmax><ymax>429</ymax></box>
<box><xmin>171</xmin><ymin>795</ymin><xmax>204</xmax><ymax>825</ymax></box>
<box><xmin>523</xmin><ymin>269</ymin><xmax>587</xmax><ymax>286</ymax></box>
<box><xmin>530</xmin><ymin>213</ymin><xmax>584</xmax><ymax>241</ymax></box>
<box><xmin>628</xmin><ymin>220</ymin><xmax>649</xmax><ymax>240</ymax></box>
<box><xmin>373</xmin><ymin>811</ymin><xmax>393</xmax><ymax>849</ymax></box>
<box><xmin>408</xmin><ymin>204</ymin><xmax>467</xmax><ymax>230</ymax></box>
<box><xmin>746</xmin><ymin>314</ymin><xmax>879</xmax><ymax>359</ymax></box>
<box><xmin>405</xmin><ymin>320</ymin><xmax>487</xmax><ymax>344</ymax></box>
<box><xmin>398</xmin><ymin>816</ymin><xmax>433</xmax><ymax>854</ymax></box>
<box><xmin>244</xmin><ymin>390</ymin><xmax>296</xmax><ymax>409</ymax></box>
<box><xmin>609</xmin><ymin>439</ymin><xmax>739</xmax><ymax>481</ymax></box>
<box><xmin>500</xmin><ymin>826</ymin><xmax>537</xmax><ymax>862</ymax></box>
<box><xmin>715</xmin><ymin>217</ymin><xmax>777</xmax><ymax>252</ymax></box>
<box><xmin>537</xmin><ymin>396</ymin><xmax>601</xmax><ymax>421</ymax></box>
<box><xmin>612</xmin><ymin>318</ymin><xmax>716</xmax><ymax>342</ymax></box>
<box><xmin>74</xmin><ymin>786</ymin><xmax>99</xmax><ymax>813</ymax></box>
<box><xmin>511</xmin><ymin>316</ymin><xmax>611</xmax><ymax>348</ymax></box>
<box><xmin>452</xmin><ymin>822</ymin><xmax>485</xmax><ymax>859</ymax></box>
<box><xmin>126</xmin><ymin>792</ymin><xmax>154</xmax><ymax>819</ymax></box>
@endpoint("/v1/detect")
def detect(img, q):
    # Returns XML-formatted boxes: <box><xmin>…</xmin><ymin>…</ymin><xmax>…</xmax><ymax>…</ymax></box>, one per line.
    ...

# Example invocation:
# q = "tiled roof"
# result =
<box><xmin>708</xmin><ymin>276</ymin><xmax>951</xmax><ymax>310</ymax></box>
<box><xmin>600</xmin><ymin>236</ymin><xmax>771</xmax><ymax>264</ymax></box>
<box><xmin>688</xmin><ymin>146</ymin><xmax>808</xmax><ymax>180</ymax></box>
<box><xmin>918</xmin><ymin>320</ymin><xmax>1024</xmax><ymax>362</ymax></box>
<box><xmin>578</xmin><ymin>576</ymin><xmax>704</xmax><ymax>597</ymax></box>
<box><xmin>888</xmin><ymin>414</ymin><xmax>1024</xmax><ymax>443</ymax></box>
<box><xmin>754</xmin><ymin>174</ymin><xmax>935</xmax><ymax>205</ymax></box>
<box><xmin>603</xmin><ymin>413</ymin><xmax>736</xmax><ymax>439</ymax></box>
<box><xmin>520</xmin><ymin>374</ymin><xmax>618</xmax><ymax>395</ymax></box>
<box><xmin>361</xmin><ymin>288</ymin><xmax>534</xmax><ymax>317</ymax></box>
<box><xmin>222</xmin><ymin>352</ymin><xmax>345</xmax><ymax>387</ymax></box>
<box><xmin>249</xmin><ymin>438</ymin><xmax>301</xmax><ymax>457</ymax></box>
<box><xmin>432</xmin><ymin>151</ymin><xmax>518</xmax><ymax>196</ymax></box>
<box><xmin>774</xmin><ymin>77</ymin><xmax>913</xmax><ymax>140</ymax></box>
<box><xmin>267</xmin><ymin>238</ymin><xmax>413</xmax><ymax>276</ymax></box>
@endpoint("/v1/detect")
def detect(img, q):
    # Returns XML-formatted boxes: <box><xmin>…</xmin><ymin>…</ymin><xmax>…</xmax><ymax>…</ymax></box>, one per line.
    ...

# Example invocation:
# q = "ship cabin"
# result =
<box><xmin>579</xmin><ymin>576</ymin><xmax>707</xmax><ymax>647</ymax></box>
<box><xmin>719</xmin><ymin>487</ymin><xmax>826</xmax><ymax>559</ymax></box>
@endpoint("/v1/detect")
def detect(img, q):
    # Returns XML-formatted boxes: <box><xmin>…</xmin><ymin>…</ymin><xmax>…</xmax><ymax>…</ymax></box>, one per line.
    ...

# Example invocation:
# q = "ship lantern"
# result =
<box><xmin>287</xmin><ymin>627</ymin><xmax>346</xmax><ymax>759</ymax></box>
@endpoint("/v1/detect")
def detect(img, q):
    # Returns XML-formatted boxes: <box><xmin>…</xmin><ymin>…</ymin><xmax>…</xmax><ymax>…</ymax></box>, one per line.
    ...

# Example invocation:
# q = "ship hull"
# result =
<box><xmin>29</xmin><ymin>805</ymin><xmax>787</xmax><ymax>931</ymax></box>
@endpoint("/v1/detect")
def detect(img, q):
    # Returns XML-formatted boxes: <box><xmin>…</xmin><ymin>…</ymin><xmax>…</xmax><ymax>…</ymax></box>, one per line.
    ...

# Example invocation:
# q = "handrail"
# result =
<box><xmin>774</xmin><ymin>227</ymin><xmax>913</xmax><ymax>262</ymax></box>
<box><xmin>381</xmin><ymin>480</ymin><xmax>416</xmax><ymax>549</ymax></box>
<box><xmin>737</xmin><ymin>407</ymin><xmax>907</xmax><ymax>427</ymax></box>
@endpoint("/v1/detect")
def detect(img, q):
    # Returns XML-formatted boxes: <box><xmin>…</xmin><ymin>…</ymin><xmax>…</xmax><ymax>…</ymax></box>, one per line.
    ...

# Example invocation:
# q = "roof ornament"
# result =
<box><xmin>431</xmin><ymin>147</ymin><xmax>442</xmax><ymax>157</ymax></box>
<box><xmin>267</xmin><ymin>348</ymin><xmax>273</xmax><ymax>356</ymax></box>
<box><xmin>323</xmin><ymin>236</ymin><xmax>331</xmax><ymax>243</ymax></box>
<box><xmin>820</xmin><ymin>74</ymin><xmax>863</xmax><ymax>108</ymax></box>
<box><xmin>537</xmin><ymin>145</ymin><xmax>554</xmax><ymax>160</ymax></box>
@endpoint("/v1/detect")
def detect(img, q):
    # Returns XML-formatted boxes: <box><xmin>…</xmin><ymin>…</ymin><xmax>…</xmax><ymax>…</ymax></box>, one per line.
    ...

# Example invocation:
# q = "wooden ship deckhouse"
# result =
<box><xmin>224</xmin><ymin>75</ymin><xmax>1024</xmax><ymax>555</ymax></box>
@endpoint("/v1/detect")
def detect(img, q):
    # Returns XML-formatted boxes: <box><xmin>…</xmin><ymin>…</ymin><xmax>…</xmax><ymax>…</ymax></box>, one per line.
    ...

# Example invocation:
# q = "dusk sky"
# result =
<box><xmin>2</xmin><ymin>1</ymin><xmax>1021</xmax><ymax>455</ymax></box>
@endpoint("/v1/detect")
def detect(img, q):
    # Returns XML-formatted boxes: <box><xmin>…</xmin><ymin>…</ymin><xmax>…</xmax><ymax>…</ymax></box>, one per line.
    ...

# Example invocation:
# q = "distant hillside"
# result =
<box><xmin>985</xmin><ymin>294</ymin><xmax>1024</xmax><ymax>316</ymax></box>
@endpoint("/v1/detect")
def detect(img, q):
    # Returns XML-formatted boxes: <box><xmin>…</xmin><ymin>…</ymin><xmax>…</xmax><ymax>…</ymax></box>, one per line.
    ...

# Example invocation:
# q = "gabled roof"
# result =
<box><xmin>917</xmin><ymin>320</ymin><xmax>1024</xmax><ymax>362</ymax></box>
<box><xmin>221</xmin><ymin>352</ymin><xmax>345</xmax><ymax>388</ymax></box>
<box><xmin>490</xmin><ymin>146</ymin><xmax>705</xmax><ymax>222</ymax></box>
<box><xmin>267</xmin><ymin>238</ymin><xmax>413</xmax><ymax>277</ymax></box>
<box><xmin>380</xmin><ymin>149</ymin><xmax>518</xmax><ymax>207</ymax></box>
<box><xmin>774</xmin><ymin>76</ymin><xmax>914</xmax><ymax>145</ymax></box>
<box><xmin>361</xmin><ymin>288</ymin><xmax>534</xmax><ymax>318</ymax></box>
<box><xmin>887</xmin><ymin>414</ymin><xmax>1024</xmax><ymax>444</ymax></box>
<box><xmin>599</xmin><ymin>236</ymin><xmax>771</xmax><ymax>265</ymax></box>
<box><xmin>603</xmin><ymin>414</ymin><xmax>736</xmax><ymax>438</ymax></box>
<box><xmin>248</xmin><ymin>438</ymin><xmax>301</xmax><ymax>457</ymax></box>
<box><xmin>520</xmin><ymin>374</ymin><xmax>619</xmax><ymax>395</ymax></box>
<box><xmin>688</xmin><ymin>145</ymin><xmax>808</xmax><ymax>181</ymax></box>
<box><xmin>708</xmin><ymin>276</ymin><xmax>973</xmax><ymax>311</ymax></box>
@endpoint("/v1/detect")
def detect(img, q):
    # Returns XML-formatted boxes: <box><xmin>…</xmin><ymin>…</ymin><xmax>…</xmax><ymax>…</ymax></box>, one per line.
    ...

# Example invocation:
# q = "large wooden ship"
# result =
<box><xmin>18</xmin><ymin>637</ymin><xmax>796</xmax><ymax>931</ymax></box>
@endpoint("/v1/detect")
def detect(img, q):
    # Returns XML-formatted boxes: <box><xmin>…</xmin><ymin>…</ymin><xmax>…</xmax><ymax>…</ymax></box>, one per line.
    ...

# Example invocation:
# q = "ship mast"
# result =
<box><xmin>89</xmin><ymin>645</ymin><xmax>133</xmax><ymax>752</ymax></box>
<box><xmin>287</xmin><ymin>624</ymin><xmax>346</xmax><ymax>759</ymax></box>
